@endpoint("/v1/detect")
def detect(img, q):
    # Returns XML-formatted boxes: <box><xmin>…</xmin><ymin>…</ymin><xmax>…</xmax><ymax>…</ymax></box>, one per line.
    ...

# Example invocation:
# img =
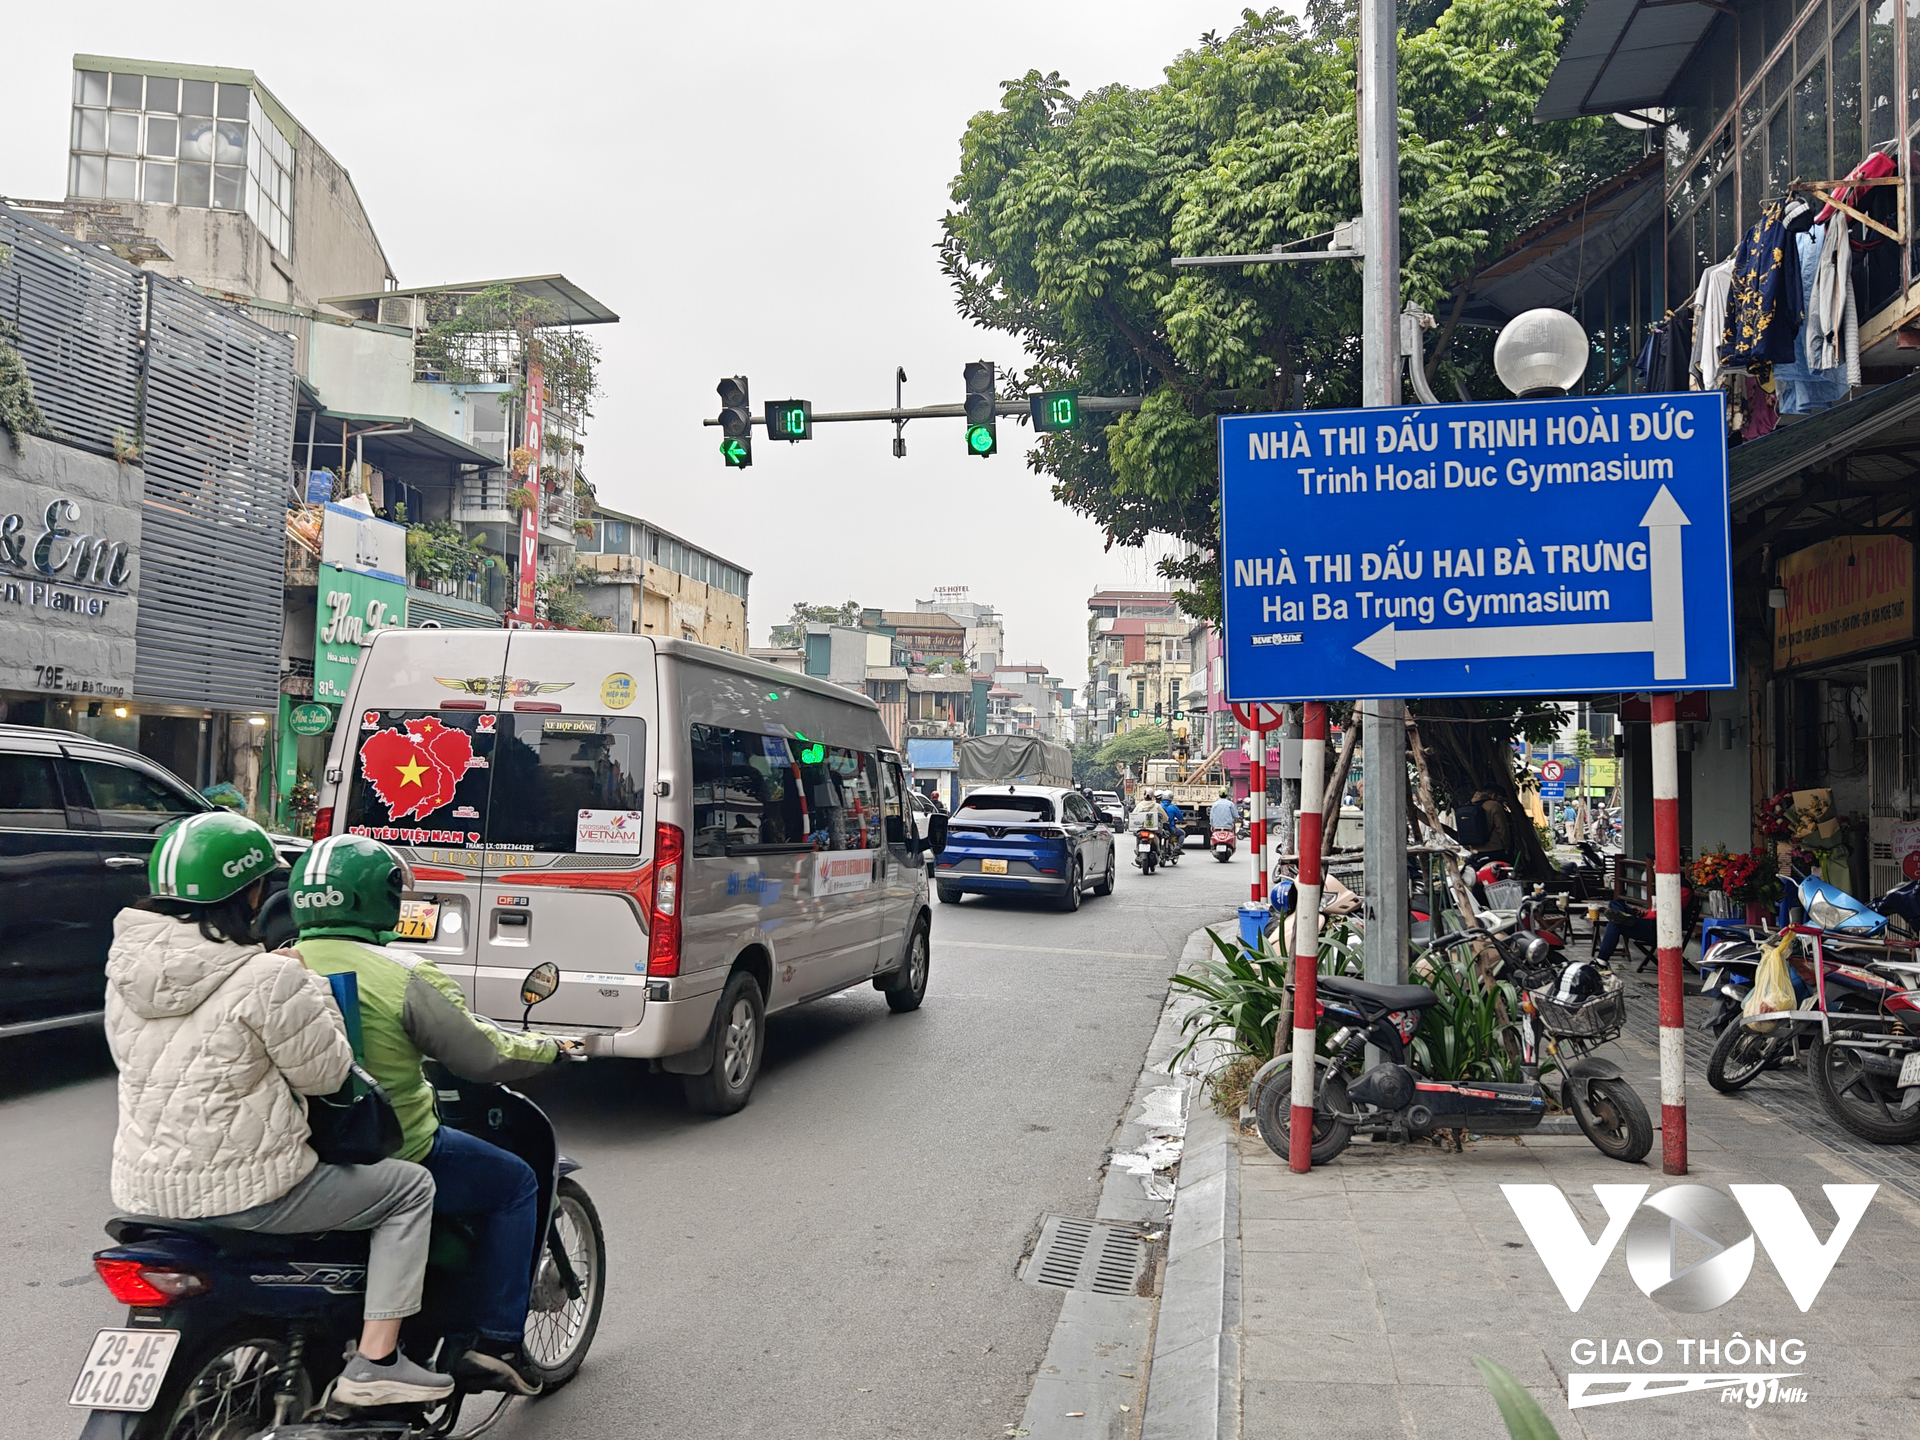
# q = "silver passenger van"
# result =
<box><xmin>312</xmin><ymin>629</ymin><xmax>940</xmax><ymax>1113</ymax></box>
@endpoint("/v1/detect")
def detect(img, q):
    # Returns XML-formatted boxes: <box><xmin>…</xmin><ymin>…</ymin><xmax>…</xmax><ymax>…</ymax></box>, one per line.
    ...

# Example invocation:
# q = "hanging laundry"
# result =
<box><xmin>1816</xmin><ymin>148</ymin><xmax>1897</xmax><ymax>224</ymax></box>
<box><xmin>1775</xmin><ymin>224</ymin><xmax>1852</xmax><ymax>415</ymax></box>
<box><xmin>1742</xmin><ymin>369</ymin><xmax>1778</xmax><ymax>440</ymax></box>
<box><xmin>1690</xmin><ymin>258</ymin><xmax>1736</xmax><ymax>388</ymax></box>
<box><xmin>1723</xmin><ymin>204</ymin><xmax>1803</xmax><ymax>366</ymax></box>
<box><xmin>1634</xmin><ymin>310</ymin><xmax>1697</xmax><ymax>394</ymax></box>
<box><xmin>1806</xmin><ymin>217</ymin><xmax>1861</xmax><ymax>385</ymax></box>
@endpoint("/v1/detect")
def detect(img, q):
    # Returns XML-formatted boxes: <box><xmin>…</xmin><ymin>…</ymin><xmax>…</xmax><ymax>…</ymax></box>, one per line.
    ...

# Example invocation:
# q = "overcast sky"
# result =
<box><xmin>2</xmin><ymin>1</ymin><xmax>1269</xmax><ymax>690</ymax></box>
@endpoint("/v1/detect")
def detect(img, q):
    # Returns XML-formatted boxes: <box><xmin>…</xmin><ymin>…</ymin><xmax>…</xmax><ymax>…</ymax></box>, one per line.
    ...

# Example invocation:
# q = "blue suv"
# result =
<box><xmin>933</xmin><ymin>786</ymin><xmax>1115</xmax><ymax>912</ymax></box>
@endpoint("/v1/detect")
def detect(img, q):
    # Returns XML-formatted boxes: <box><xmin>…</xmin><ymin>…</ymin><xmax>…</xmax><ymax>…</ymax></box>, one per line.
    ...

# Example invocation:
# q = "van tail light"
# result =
<box><xmin>513</xmin><ymin>701</ymin><xmax>563</xmax><ymax>713</ymax></box>
<box><xmin>439</xmin><ymin>700</ymin><xmax>486</xmax><ymax>711</ymax></box>
<box><xmin>94</xmin><ymin>1257</ymin><xmax>211</xmax><ymax>1307</ymax></box>
<box><xmin>647</xmin><ymin>821</ymin><xmax>685</xmax><ymax>978</ymax></box>
<box><xmin>311</xmin><ymin>807</ymin><xmax>334</xmax><ymax>840</ymax></box>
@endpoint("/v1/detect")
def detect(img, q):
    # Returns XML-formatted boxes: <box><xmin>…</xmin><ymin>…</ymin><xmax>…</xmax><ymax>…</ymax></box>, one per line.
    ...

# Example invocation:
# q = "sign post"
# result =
<box><xmin>1290</xmin><ymin>703</ymin><xmax>1329</xmax><ymax>1174</ymax></box>
<box><xmin>1652</xmin><ymin>692</ymin><xmax>1687</xmax><ymax>1175</ymax></box>
<box><xmin>1234</xmin><ymin>702</ymin><xmax>1283</xmax><ymax>903</ymax></box>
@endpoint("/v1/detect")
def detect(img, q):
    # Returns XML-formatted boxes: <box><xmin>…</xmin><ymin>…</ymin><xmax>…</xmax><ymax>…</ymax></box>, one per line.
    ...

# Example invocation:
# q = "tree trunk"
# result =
<box><xmin>1406</xmin><ymin>712</ymin><xmax>1505</xmax><ymax>980</ymax></box>
<box><xmin>1411</xmin><ymin>700</ymin><xmax>1554</xmax><ymax>880</ymax></box>
<box><xmin>1321</xmin><ymin>720</ymin><xmax>1360</xmax><ymax>860</ymax></box>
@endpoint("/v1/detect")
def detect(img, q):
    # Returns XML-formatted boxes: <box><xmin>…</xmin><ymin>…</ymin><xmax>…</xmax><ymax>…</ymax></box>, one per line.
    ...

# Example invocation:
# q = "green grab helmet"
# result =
<box><xmin>149</xmin><ymin>812</ymin><xmax>280</xmax><ymax>903</ymax></box>
<box><xmin>289</xmin><ymin>835</ymin><xmax>412</xmax><ymax>936</ymax></box>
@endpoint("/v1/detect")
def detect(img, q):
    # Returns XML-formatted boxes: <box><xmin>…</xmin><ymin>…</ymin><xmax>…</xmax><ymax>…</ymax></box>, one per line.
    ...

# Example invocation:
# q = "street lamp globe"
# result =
<box><xmin>1493</xmin><ymin>308</ymin><xmax>1589</xmax><ymax>398</ymax></box>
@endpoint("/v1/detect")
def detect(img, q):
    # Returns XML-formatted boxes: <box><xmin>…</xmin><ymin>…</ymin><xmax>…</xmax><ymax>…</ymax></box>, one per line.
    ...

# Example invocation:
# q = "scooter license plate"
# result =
<box><xmin>393</xmin><ymin>899</ymin><xmax>440</xmax><ymax>940</ymax></box>
<box><xmin>1137</xmin><ymin>841</ymin><xmax>1155</xmax><ymax>853</ymax></box>
<box><xmin>1900</xmin><ymin>1053</ymin><xmax>1920</xmax><ymax>1088</ymax></box>
<box><xmin>69</xmin><ymin>1328</ymin><xmax>179</xmax><ymax>1412</ymax></box>
<box><xmin>981</xmin><ymin>858</ymin><xmax>1007</xmax><ymax>874</ymax></box>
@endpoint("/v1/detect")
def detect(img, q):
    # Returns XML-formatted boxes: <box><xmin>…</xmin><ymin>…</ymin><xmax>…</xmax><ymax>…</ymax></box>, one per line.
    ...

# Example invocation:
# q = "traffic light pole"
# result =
<box><xmin>700</xmin><ymin>395</ymin><xmax>1144</xmax><ymax>429</ymax></box>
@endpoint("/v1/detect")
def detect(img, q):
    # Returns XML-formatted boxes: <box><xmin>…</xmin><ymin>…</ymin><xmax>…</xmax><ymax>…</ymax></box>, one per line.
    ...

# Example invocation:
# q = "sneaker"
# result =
<box><xmin>333</xmin><ymin>1348</ymin><xmax>456</xmax><ymax>1408</ymax></box>
<box><xmin>453</xmin><ymin>1339</ymin><xmax>544</xmax><ymax>1396</ymax></box>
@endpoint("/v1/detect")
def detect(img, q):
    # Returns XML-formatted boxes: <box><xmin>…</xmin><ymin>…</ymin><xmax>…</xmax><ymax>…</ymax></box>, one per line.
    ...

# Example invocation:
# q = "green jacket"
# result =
<box><xmin>296</xmin><ymin>937</ymin><xmax>558</xmax><ymax>1162</ymax></box>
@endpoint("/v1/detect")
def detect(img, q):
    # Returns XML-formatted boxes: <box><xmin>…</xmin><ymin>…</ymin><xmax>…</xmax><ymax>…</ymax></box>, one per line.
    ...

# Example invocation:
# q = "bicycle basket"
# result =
<box><xmin>1529</xmin><ymin>973</ymin><xmax>1627</xmax><ymax>1039</ymax></box>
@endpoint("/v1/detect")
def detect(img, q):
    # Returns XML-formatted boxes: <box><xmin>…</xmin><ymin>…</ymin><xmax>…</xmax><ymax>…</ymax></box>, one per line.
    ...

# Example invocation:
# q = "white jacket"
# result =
<box><xmin>104</xmin><ymin>909</ymin><xmax>352</xmax><ymax>1219</ymax></box>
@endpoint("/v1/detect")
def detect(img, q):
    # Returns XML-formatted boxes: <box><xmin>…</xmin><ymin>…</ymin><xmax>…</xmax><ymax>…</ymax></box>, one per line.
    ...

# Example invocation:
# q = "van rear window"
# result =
<box><xmin>345</xmin><ymin>710</ymin><xmax>646</xmax><ymax>853</ymax></box>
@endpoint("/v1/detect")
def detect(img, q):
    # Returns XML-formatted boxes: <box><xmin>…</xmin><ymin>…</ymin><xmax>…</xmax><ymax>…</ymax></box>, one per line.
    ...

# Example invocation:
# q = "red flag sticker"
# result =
<box><xmin>359</xmin><ymin>719</ymin><xmax>475</xmax><ymax>821</ymax></box>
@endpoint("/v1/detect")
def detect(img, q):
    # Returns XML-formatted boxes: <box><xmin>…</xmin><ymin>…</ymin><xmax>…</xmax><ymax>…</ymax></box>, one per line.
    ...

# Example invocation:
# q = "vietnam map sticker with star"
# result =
<box><xmin>358</xmin><ymin>718</ymin><xmax>477</xmax><ymax>821</ymax></box>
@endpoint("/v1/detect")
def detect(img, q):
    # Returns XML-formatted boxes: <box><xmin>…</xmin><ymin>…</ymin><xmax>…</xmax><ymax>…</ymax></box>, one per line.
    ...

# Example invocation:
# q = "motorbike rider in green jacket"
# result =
<box><xmin>287</xmin><ymin>835</ymin><xmax>581</xmax><ymax>1395</ymax></box>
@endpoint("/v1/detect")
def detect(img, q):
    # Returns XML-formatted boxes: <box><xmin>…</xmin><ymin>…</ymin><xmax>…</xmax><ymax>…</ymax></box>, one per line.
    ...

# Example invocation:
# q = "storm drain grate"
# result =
<box><xmin>1021</xmin><ymin>1214</ymin><xmax>1146</xmax><ymax>1296</ymax></box>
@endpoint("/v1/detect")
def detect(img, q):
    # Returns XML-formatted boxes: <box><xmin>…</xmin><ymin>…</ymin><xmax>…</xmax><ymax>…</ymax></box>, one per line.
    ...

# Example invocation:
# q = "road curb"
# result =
<box><xmin>1016</xmin><ymin>919</ymin><xmax>1236</xmax><ymax>1440</ymax></box>
<box><xmin>1141</xmin><ymin>925</ymin><xmax>1240</xmax><ymax>1440</ymax></box>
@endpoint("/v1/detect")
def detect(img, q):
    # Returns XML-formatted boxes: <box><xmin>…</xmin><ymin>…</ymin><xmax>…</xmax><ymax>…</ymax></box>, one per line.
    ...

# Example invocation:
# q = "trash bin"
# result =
<box><xmin>1238</xmin><ymin>902</ymin><xmax>1272</xmax><ymax>951</ymax></box>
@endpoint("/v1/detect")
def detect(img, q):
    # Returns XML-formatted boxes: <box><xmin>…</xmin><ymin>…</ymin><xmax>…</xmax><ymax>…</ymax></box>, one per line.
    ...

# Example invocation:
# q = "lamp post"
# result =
<box><xmin>1493</xmin><ymin>308</ymin><xmax>1589</xmax><ymax>398</ymax></box>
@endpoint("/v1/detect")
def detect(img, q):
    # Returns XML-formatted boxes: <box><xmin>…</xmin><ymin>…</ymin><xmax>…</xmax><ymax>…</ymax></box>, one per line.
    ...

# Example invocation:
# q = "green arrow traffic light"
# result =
<box><xmin>720</xmin><ymin>436</ymin><xmax>752</xmax><ymax>468</ymax></box>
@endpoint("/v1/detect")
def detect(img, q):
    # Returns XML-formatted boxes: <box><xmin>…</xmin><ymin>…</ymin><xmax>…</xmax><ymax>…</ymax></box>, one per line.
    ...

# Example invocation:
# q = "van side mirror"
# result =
<box><xmin>521</xmin><ymin>961</ymin><xmax>559</xmax><ymax>1028</ymax></box>
<box><xmin>926</xmin><ymin>813</ymin><xmax>948</xmax><ymax>855</ymax></box>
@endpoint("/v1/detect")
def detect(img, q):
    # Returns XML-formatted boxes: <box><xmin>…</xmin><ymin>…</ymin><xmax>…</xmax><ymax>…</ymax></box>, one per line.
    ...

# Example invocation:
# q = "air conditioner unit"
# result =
<box><xmin>377</xmin><ymin>296</ymin><xmax>423</xmax><ymax>330</ymax></box>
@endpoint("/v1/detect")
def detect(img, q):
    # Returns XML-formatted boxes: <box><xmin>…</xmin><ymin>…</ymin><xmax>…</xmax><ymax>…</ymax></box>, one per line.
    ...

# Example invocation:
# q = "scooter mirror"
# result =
<box><xmin>521</xmin><ymin>961</ymin><xmax>560</xmax><ymax>1007</ymax></box>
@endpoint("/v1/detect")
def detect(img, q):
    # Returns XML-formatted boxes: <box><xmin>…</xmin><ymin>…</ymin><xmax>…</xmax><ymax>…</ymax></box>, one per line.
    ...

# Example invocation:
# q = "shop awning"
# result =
<box><xmin>1459</xmin><ymin>157</ymin><xmax>1663</xmax><ymax>326</ymax></box>
<box><xmin>321</xmin><ymin>275</ymin><xmax>618</xmax><ymax>327</ymax></box>
<box><xmin>297</xmin><ymin>408</ymin><xmax>502</xmax><ymax>471</ymax></box>
<box><xmin>1728</xmin><ymin>372</ymin><xmax>1920</xmax><ymax>518</ymax></box>
<box><xmin>1534</xmin><ymin>0</ymin><xmax>1720</xmax><ymax>121</ymax></box>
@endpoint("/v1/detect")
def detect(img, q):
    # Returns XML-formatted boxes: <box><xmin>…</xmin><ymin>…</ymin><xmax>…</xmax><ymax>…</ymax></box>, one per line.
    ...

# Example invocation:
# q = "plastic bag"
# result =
<box><xmin>1742</xmin><ymin>934</ymin><xmax>1797</xmax><ymax>1034</ymax></box>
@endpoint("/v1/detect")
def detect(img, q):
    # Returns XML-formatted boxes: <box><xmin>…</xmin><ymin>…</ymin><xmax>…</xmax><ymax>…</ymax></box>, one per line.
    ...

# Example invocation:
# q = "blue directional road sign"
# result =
<box><xmin>1541</xmin><ymin>782</ymin><xmax>1567</xmax><ymax>800</ymax></box>
<box><xmin>1219</xmin><ymin>392</ymin><xmax>1733</xmax><ymax>701</ymax></box>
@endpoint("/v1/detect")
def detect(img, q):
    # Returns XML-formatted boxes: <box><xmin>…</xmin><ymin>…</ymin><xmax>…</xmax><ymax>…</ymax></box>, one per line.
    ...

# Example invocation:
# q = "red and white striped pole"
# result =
<box><xmin>1651</xmin><ymin>692</ymin><xmax>1687</xmax><ymax>1175</ymax></box>
<box><xmin>1247</xmin><ymin>728</ymin><xmax>1267</xmax><ymax>903</ymax></box>
<box><xmin>1290</xmin><ymin>703</ymin><xmax>1328</xmax><ymax>1173</ymax></box>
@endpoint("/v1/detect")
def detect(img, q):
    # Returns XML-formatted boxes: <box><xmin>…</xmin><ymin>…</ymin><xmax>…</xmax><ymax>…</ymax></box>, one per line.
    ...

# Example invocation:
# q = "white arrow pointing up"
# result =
<box><xmin>1352</xmin><ymin>484</ymin><xmax>1693</xmax><ymax>677</ymax></box>
<box><xmin>1639</xmin><ymin>484</ymin><xmax>1690</xmax><ymax>680</ymax></box>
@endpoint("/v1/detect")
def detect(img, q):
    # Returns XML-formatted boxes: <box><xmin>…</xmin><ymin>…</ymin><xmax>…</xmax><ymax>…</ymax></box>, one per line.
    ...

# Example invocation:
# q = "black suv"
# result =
<box><xmin>0</xmin><ymin>726</ymin><xmax>305</xmax><ymax>1037</ymax></box>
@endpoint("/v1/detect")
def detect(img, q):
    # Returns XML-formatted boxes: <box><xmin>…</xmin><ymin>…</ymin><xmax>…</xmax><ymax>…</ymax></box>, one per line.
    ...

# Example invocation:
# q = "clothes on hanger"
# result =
<box><xmin>1742</xmin><ymin>369</ymin><xmax>1778</xmax><ymax>440</ymax></box>
<box><xmin>1690</xmin><ymin>258</ymin><xmax>1736</xmax><ymax>389</ymax></box>
<box><xmin>1723</xmin><ymin>204</ymin><xmax>1803</xmax><ymax>367</ymax></box>
<box><xmin>1775</xmin><ymin>223</ymin><xmax>1852</xmax><ymax>415</ymax></box>
<box><xmin>1816</xmin><ymin>149</ymin><xmax>1897</xmax><ymax>224</ymax></box>
<box><xmin>1807</xmin><ymin>216</ymin><xmax>1861</xmax><ymax>384</ymax></box>
<box><xmin>1633</xmin><ymin>309</ymin><xmax>1696</xmax><ymax>393</ymax></box>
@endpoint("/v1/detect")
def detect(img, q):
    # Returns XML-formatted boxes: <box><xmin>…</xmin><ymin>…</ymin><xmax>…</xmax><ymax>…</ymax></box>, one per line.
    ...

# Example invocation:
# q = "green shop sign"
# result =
<box><xmin>313</xmin><ymin>563</ymin><xmax>406</xmax><ymax>704</ymax></box>
<box><xmin>286</xmin><ymin>702</ymin><xmax>334</xmax><ymax>736</ymax></box>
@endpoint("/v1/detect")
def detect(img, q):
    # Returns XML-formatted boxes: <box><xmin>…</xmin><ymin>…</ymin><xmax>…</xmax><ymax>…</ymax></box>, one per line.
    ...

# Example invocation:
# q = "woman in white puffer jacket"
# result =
<box><xmin>104</xmin><ymin>812</ymin><xmax>451</xmax><ymax>1408</ymax></box>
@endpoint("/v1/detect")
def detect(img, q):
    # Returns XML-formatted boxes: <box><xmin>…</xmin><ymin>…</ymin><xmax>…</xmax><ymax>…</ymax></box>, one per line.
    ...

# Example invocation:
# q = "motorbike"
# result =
<box><xmin>1247</xmin><ymin>928</ymin><xmax>1652</xmax><ymax>1164</ymax></box>
<box><xmin>72</xmin><ymin>964</ymin><xmax>606</xmax><ymax>1440</ymax></box>
<box><xmin>1211</xmin><ymin>828</ymin><xmax>1236</xmax><ymax>863</ymax></box>
<box><xmin>1132</xmin><ymin>828</ymin><xmax>1159</xmax><ymax>875</ymax></box>
<box><xmin>1158</xmin><ymin>827</ymin><xmax>1182</xmax><ymax>867</ymax></box>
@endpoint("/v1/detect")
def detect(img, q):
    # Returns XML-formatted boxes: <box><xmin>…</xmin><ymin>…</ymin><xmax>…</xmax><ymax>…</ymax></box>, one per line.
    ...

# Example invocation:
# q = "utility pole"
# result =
<box><xmin>1358</xmin><ymin>0</ymin><xmax>1411</xmax><ymax>1011</ymax></box>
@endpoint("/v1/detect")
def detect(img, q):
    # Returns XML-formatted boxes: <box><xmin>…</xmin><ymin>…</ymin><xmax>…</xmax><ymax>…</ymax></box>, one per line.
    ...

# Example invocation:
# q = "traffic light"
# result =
<box><xmin>1129</xmin><ymin>707</ymin><xmax>1140</xmax><ymax>718</ymax></box>
<box><xmin>717</xmin><ymin>376</ymin><xmax>752</xmax><ymax>469</ymax></box>
<box><xmin>1030</xmin><ymin>391</ymin><xmax>1078</xmax><ymax>432</ymax></box>
<box><xmin>1154</xmin><ymin>702</ymin><xmax>1164</xmax><ymax>721</ymax></box>
<box><xmin>766</xmin><ymin>399</ymin><xmax>812</xmax><ymax>442</ymax></box>
<box><xmin>963</xmin><ymin>361</ymin><xmax>996</xmax><ymax>457</ymax></box>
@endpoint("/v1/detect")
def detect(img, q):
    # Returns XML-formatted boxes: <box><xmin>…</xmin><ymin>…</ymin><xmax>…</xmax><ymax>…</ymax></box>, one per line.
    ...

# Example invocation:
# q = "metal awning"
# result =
<box><xmin>1726</xmin><ymin>374</ymin><xmax>1920</xmax><ymax>564</ymax></box>
<box><xmin>1460</xmin><ymin>156</ymin><xmax>1663</xmax><ymax>326</ymax></box>
<box><xmin>321</xmin><ymin>275</ymin><xmax>618</xmax><ymax>327</ymax></box>
<box><xmin>1534</xmin><ymin>0</ymin><xmax>1720</xmax><ymax>121</ymax></box>
<box><xmin>296</xmin><ymin>405</ymin><xmax>502</xmax><ymax>470</ymax></box>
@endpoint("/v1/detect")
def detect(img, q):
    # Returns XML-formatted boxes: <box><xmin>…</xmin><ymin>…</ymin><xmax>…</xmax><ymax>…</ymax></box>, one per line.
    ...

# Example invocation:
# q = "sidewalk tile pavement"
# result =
<box><xmin>1229</xmin><ymin>965</ymin><xmax>1920</xmax><ymax>1437</ymax></box>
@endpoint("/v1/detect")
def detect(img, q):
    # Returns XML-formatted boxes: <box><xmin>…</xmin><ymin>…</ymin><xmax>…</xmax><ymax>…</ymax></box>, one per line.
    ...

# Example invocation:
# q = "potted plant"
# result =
<box><xmin>505</xmin><ymin>486</ymin><xmax>537</xmax><ymax>515</ymax></box>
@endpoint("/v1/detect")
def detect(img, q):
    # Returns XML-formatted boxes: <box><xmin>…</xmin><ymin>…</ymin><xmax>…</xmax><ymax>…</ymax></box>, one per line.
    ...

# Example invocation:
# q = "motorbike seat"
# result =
<box><xmin>1316</xmin><ymin>974</ymin><xmax>1438</xmax><ymax>1012</ymax></box>
<box><xmin>105</xmin><ymin>1215</ymin><xmax>369</xmax><ymax>1259</ymax></box>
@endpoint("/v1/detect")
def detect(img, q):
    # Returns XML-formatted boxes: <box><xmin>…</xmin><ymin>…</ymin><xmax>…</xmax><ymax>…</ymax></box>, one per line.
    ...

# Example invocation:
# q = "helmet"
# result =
<box><xmin>150</xmin><ymin>812</ymin><xmax>280</xmax><ymax>903</ymax></box>
<box><xmin>289</xmin><ymin>835</ymin><xmax>413</xmax><ymax>937</ymax></box>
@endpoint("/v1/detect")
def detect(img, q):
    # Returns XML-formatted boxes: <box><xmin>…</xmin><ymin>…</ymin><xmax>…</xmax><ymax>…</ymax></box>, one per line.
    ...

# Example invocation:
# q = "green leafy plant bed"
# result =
<box><xmin>406</xmin><ymin>521</ymin><xmax>495</xmax><ymax>584</ymax></box>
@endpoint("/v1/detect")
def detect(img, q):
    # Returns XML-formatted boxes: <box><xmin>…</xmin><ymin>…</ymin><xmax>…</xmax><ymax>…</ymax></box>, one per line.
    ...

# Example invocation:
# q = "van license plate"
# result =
<box><xmin>69</xmin><ymin>1328</ymin><xmax>179</xmax><ymax>1411</ymax></box>
<box><xmin>394</xmin><ymin>900</ymin><xmax>440</xmax><ymax>941</ymax></box>
<box><xmin>981</xmin><ymin>858</ymin><xmax>1007</xmax><ymax>874</ymax></box>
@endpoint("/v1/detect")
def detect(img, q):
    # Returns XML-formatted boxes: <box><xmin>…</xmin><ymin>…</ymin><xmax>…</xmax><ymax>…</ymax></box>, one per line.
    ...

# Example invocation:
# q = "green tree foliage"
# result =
<box><xmin>769</xmin><ymin>600</ymin><xmax>863</xmax><ymax>648</ymax></box>
<box><xmin>941</xmin><ymin>1</ymin><xmax>1637</xmax><ymax>614</ymax></box>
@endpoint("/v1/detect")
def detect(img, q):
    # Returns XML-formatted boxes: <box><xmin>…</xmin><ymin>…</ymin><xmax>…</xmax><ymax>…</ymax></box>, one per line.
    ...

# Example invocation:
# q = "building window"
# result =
<box><xmin>70</xmin><ymin>69</ymin><xmax>293</xmax><ymax>250</ymax></box>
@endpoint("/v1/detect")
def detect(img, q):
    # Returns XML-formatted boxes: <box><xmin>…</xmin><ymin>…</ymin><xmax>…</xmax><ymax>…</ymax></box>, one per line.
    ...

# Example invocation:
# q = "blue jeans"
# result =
<box><xmin>422</xmin><ymin>1126</ymin><xmax>539</xmax><ymax>1343</ymax></box>
<box><xmin>1597</xmin><ymin>908</ymin><xmax>1655</xmax><ymax>963</ymax></box>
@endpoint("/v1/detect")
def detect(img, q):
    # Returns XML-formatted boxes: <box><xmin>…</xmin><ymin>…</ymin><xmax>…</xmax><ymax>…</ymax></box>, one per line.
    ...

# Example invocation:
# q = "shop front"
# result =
<box><xmin>0</xmin><ymin>431</ymin><xmax>143</xmax><ymax>740</ymax></box>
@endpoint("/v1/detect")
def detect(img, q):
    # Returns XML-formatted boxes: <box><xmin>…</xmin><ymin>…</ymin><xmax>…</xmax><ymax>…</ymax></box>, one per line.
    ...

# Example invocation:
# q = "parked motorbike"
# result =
<box><xmin>1132</xmin><ymin>828</ymin><xmax>1158</xmax><ymax>875</ymax></box>
<box><xmin>72</xmin><ymin>964</ymin><xmax>606</xmax><ymax>1440</ymax></box>
<box><xmin>1246</xmin><ymin>929</ymin><xmax>1652</xmax><ymax>1164</ymax></box>
<box><xmin>1211</xmin><ymin>828</ymin><xmax>1236</xmax><ymax>863</ymax></box>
